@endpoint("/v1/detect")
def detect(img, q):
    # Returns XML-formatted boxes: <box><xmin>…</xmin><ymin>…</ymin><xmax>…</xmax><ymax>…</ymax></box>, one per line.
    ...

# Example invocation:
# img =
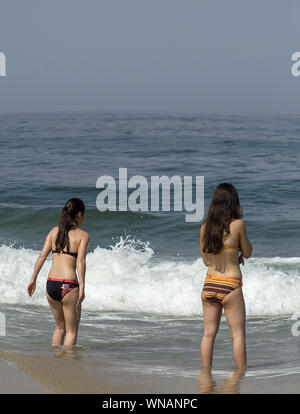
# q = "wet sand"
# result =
<box><xmin>0</xmin><ymin>350</ymin><xmax>300</xmax><ymax>394</ymax></box>
<box><xmin>0</xmin><ymin>358</ymin><xmax>51</xmax><ymax>394</ymax></box>
<box><xmin>0</xmin><ymin>350</ymin><xmax>131</xmax><ymax>394</ymax></box>
<box><xmin>0</xmin><ymin>350</ymin><xmax>198</xmax><ymax>394</ymax></box>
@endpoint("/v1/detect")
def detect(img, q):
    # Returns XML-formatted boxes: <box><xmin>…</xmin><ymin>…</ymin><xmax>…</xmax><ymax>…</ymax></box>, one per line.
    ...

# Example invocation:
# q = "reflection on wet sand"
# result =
<box><xmin>198</xmin><ymin>367</ymin><xmax>246</xmax><ymax>394</ymax></box>
<box><xmin>0</xmin><ymin>349</ymin><xmax>126</xmax><ymax>393</ymax></box>
<box><xmin>52</xmin><ymin>345</ymin><xmax>81</xmax><ymax>360</ymax></box>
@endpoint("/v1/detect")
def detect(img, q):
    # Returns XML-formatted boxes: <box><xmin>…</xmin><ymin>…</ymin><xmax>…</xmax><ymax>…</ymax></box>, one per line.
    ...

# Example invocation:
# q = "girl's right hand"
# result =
<box><xmin>27</xmin><ymin>280</ymin><xmax>36</xmax><ymax>296</ymax></box>
<box><xmin>77</xmin><ymin>287</ymin><xmax>85</xmax><ymax>304</ymax></box>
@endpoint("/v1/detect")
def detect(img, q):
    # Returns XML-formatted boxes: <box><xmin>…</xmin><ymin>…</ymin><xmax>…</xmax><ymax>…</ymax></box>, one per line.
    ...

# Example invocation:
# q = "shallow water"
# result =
<box><xmin>1</xmin><ymin>303</ymin><xmax>299</xmax><ymax>384</ymax></box>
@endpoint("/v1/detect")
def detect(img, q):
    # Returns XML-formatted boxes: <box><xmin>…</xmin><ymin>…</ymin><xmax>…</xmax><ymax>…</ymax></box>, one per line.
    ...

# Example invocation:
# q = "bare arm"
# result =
<box><xmin>76</xmin><ymin>233</ymin><xmax>90</xmax><ymax>304</ymax></box>
<box><xmin>27</xmin><ymin>230</ymin><xmax>52</xmax><ymax>296</ymax></box>
<box><xmin>238</xmin><ymin>219</ymin><xmax>252</xmax><ymax>259</ymax></box>
<box><xmin>200</xmin><ymin>224</ymin><xmax>210</xmax><ymax>267</ymax></box>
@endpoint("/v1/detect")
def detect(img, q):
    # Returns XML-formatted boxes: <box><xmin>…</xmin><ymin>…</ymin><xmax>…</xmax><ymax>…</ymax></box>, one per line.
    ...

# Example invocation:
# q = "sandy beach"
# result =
<box><xmin>0</xmin><ymin>357</ymin><xmax>50</xmax><ymax>394</ymax></box>
<box><xmin>0</xmin><ymin>350</ymin><xmax>199</xmax><ymax>394</ymax></box>
<box><xmin>1</xmin><ymin>350</ymin><xmax>300</xmax><ymax>395</ymax></box>
<box><xmin>0</xmin><ymin>351</ymin><xmax>131</xmax><ymax>394</ymax></box>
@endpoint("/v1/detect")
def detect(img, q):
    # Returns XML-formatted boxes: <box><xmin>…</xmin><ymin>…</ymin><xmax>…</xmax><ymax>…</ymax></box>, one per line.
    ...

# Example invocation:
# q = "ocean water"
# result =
<box><xmin>0</xmin><ymin>110</ymin><xmax>300</xmax><ymax>391</ymax></box>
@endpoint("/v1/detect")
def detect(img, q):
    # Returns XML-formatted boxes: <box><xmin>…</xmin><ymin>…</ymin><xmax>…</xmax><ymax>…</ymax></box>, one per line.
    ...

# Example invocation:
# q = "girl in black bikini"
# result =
<box><xmin>27</xmin><ymin>198</ymin><xmax>90</xmax><ymax>346</ymax></box>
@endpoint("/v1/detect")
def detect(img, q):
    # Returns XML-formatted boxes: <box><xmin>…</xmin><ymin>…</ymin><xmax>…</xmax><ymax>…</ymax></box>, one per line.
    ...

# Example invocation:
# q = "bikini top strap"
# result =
<box><xmin>51</xmin><ymin>249</ymin><xmax>78</xmax><ymax>258</ymax></box>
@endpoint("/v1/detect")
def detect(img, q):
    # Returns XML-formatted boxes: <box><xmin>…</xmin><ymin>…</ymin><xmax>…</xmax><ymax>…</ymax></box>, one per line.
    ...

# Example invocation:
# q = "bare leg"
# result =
<box><xmin>46</xmin><ymin>293</ymin><xmax>66</xmax><ymax>345</ymax></box>
<box><xmin>62</xmin><ymin>287</ymin><xmax>80</xmax><ymax>346</ymax></box>
<box><xmin>222</xmin><ymin>288</ymin><xmax>247</xmax><ymax>369</ymax></box>
<box><xmin>200</xmin><ymin>297</ymin><xmax>222</xmax><ymax>369</ymax></box>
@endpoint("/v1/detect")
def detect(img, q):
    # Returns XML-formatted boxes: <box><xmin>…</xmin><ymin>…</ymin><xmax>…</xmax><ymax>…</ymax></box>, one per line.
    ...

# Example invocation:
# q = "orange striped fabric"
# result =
<box><xmin>202</xmin><ymin>274</ymin><xmax>242</xmax><ymax>304</ymax></box>
<box><xmin>223</xmin><ymin>246</ymin><xmax>239</xmax><ymax>250</ymax></box>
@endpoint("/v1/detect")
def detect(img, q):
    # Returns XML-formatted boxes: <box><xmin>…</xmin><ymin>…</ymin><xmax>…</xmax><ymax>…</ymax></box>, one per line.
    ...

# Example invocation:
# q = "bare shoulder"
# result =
<box><xmin>230</xmin><ymin>219</ymin><xmax>247</xmax><ymax>234</ymax></box>
<box><xmin>77</xmin><ymin>228</ymin><xmax>90</xmax><ymax>241</ymax></box>
<box><xmin>230</xmin><ymin>219</ymin><xmax>245</xmax><ymax>228</ymax></box>
<box><xmin>49</xmin><ymin>226</ymin><xmax>59</xmax><ymax>236</ymax></box>
<box><xmin>200</xmin><ymin>222</ymin><xmax>206</xmax><ymax>235</ymax></box>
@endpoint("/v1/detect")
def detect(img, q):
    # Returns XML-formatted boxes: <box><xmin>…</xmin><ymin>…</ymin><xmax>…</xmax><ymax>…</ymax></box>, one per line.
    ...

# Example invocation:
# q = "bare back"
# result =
<box><xmin>200</xmin><ymin>219</ymin><xmax>252</xmax><ymax>279</ymax></box>
<box><xmin>48</xmin><ymin>226</ymin><xmax>88</xmax><ymax>281</ymax></box>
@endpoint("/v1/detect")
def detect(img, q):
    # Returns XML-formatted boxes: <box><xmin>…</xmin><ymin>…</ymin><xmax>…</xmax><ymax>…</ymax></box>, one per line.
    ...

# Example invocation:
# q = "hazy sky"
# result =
<box><xmin>0</xmin><ymin>0</ymin><xmax>300</xmax><ymax>114</ymax></box>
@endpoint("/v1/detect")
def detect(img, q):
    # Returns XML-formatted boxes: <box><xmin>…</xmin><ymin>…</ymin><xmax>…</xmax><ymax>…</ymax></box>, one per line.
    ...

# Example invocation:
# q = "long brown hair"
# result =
<box><xmin>55</xmin><ymin>198</ymin><xmax>85</xmax><ymax>252</ymax></box>
<box><xmin>202</xmin><ymin>183</ymin><xmax>243</xmax><ymax>254</ymax></box>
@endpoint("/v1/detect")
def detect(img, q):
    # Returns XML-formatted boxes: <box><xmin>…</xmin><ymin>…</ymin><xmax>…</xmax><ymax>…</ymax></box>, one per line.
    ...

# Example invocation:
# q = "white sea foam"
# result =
<box><xmin>0</xmin><ymin>239</ymin><xmax>300</xmax><ymax>317</ymax></box>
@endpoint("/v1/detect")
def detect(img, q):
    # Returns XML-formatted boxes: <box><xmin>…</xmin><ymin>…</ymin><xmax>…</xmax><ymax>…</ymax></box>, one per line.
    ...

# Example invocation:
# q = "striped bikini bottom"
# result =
<box><xmin>202</xmin><ymin>274</ymin><xmax>243</xmax><ymax>304</ymax></box>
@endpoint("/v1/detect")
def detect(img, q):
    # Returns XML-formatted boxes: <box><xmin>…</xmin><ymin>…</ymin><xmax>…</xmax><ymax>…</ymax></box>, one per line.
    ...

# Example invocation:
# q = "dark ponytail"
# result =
<box><xmin>55</xmin><ymin>198</ymin><xmax>85</xmax><ymax>252</ymax></box>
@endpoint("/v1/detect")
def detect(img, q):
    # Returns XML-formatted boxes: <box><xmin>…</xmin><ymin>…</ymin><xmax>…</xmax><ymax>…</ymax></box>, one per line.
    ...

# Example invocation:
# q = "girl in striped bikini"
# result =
<box><xmin>200</xmin><ymin>183</ymin><xmax>252</xmax><ymax>370</ymax></box>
